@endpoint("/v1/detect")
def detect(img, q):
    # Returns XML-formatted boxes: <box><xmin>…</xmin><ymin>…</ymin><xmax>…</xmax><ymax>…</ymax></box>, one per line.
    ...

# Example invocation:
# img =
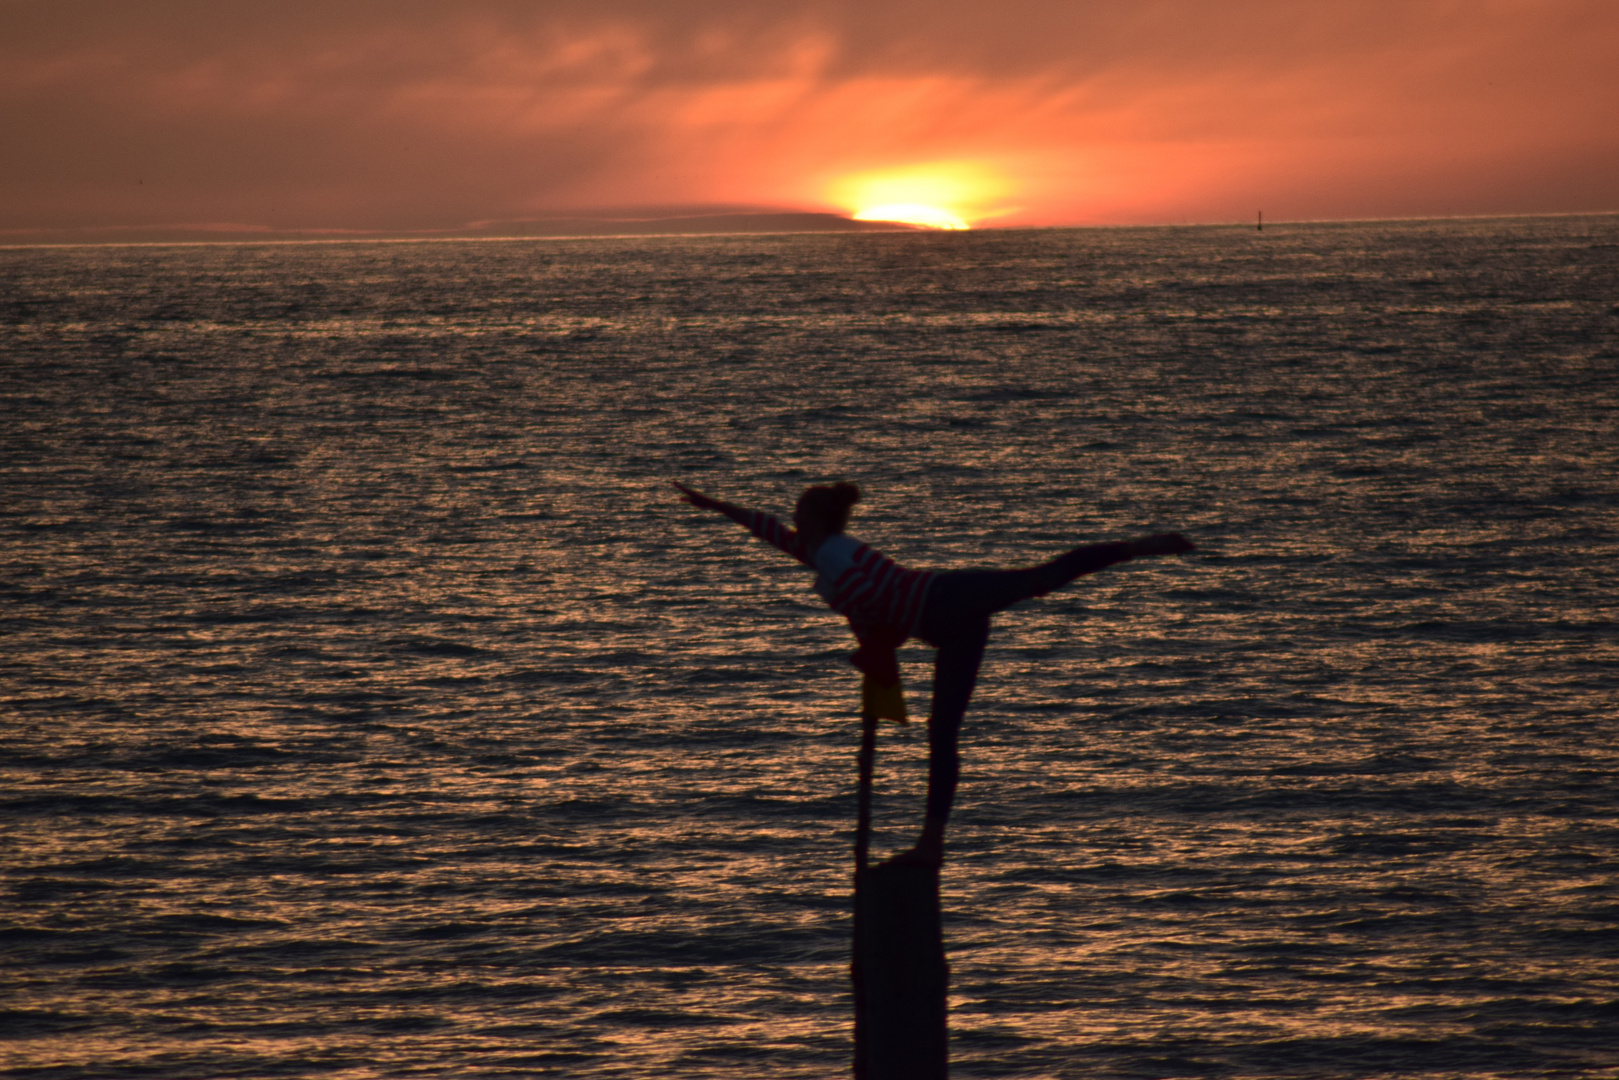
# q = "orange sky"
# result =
<box><xmin>3</xmin><ymin>0</ymin><xmax>1616</xmax><ymax>239</ymax></box>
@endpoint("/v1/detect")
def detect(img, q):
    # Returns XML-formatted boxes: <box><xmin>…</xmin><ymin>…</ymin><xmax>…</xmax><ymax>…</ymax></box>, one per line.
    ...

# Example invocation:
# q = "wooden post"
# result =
<box><xmin>852</xmin><ymin>713</ymin><xmax>949</xmax><ymax>1079</ymax></box>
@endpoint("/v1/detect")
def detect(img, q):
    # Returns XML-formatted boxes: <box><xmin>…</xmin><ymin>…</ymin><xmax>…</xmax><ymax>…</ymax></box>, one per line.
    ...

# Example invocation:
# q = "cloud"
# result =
<box><xmin>2</xmin><ymin>0</ymin><xmax>1614</xmax><ymax>236</ymax></box>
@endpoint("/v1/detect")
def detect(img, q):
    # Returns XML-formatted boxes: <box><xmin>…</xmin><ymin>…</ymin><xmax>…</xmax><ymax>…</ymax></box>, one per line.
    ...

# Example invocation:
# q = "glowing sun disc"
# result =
<box><xmin>852</xmin><ymin>203</ymin><xmax>969</xmax><ymax>230</ymax></box>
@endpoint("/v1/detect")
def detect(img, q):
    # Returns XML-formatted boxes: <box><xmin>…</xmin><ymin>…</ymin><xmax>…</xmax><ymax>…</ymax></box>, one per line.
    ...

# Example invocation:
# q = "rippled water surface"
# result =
<box><xmin>3</xmin><ymin>219</ymin><xmax>1618</xmax><ymax>1078</ymax></box>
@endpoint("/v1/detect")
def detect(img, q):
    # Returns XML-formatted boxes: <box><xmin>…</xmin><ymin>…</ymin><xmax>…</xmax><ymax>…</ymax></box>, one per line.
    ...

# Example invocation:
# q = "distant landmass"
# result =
<box><xmin>483</xmin><ymin>212</ymin><xmax>919</xmax><ymax>237</ymax></box>
<box><xmin>5</xmin><ymin>211</ymin><xmax>919</xmax><ymax>246</ymax></box>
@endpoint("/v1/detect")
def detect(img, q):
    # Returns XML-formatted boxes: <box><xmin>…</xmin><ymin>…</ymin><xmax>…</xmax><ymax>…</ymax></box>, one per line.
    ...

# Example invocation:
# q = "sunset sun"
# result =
<box><xmin>852</xmin><ymin>203</ymin><xmax>969</xmax><ymax>230</ymax></box>
<box><xmin>830</xmin><ymin>163</ymin><xmax>1010</xmax><ymax>230</ymax></box>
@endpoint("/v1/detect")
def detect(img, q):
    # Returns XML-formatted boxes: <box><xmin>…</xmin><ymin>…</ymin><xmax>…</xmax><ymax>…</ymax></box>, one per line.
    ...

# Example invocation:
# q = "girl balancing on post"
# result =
<box><xmin>673</xmin><ymin>480</ymin><xmax>1194</xmax><ymax>867</ymax></box>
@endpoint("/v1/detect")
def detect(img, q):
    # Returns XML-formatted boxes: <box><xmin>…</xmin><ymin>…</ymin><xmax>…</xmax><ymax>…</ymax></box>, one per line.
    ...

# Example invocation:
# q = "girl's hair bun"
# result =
<box><xmin>796</xmin><ymin>481</ymin><xmax>861</xmax><ymax>534</ymax></box>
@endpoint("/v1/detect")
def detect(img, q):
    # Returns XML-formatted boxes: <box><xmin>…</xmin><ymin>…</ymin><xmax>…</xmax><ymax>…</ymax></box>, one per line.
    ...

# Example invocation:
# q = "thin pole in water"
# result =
<box><xmin>852</xmin><ymin>710</ymin><xmax>876</xmax><ymax>1077</ymax></box>
<box><xmin>855</xmin><ymin>712</ymin><xmax>876</xmax><ymax>871</ymax></box>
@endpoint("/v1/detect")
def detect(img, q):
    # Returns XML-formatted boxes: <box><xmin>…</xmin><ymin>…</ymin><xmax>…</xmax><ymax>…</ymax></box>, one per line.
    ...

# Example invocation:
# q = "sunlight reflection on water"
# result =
<box><xmin>3</xmin><ymin>218</ymin><xmax>1617</xmax><ymax>1077</ymax></box>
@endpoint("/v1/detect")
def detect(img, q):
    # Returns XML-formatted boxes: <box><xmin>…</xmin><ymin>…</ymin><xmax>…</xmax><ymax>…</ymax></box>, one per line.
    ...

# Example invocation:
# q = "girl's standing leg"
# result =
<box><xmin>922</xmin><ymin>614</ymin><xmax>990</xmax><ymax>834</ymax></box>
<box><xmin>888</xmin><ymin>614</ymin><xmax>986</xmax><ymax>865</ymax></box>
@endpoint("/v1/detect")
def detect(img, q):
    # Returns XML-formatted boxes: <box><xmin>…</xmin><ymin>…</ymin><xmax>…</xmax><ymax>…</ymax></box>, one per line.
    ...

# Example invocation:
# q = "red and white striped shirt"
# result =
<box><xmin>726</xmin><ymin>508</ymin><xmax>934</xmax><ymax>683</ymax></box>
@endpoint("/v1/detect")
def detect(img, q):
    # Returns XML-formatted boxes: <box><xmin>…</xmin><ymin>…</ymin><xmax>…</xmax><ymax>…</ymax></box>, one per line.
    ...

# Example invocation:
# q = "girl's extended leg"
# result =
<box><xmin>918</xmin><ymin>541</ymin><xmax>1135</xmax><ymax>633</ymax></box>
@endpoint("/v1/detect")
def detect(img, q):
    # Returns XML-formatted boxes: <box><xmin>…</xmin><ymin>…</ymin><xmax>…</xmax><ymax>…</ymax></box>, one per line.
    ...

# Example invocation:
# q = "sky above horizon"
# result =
<box><xmin>4</xmin><ymin>0</ymin><xmax>1617</xmax><ymax>238</ymax></box>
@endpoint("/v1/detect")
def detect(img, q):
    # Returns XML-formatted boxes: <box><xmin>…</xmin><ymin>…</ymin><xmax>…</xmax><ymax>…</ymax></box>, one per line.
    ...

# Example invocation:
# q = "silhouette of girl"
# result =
<box><xmin>674</xmin><ymin>480</ymin><xmax>1193</xmax><ymax>865</ymax></box>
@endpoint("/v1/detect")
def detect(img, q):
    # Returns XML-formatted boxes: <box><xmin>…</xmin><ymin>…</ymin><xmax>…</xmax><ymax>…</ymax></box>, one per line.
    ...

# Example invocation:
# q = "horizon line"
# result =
<box><xmin>4</xmin><ymin>209</ymin><xmax>1616</xmax><ymax>251</ymax></box>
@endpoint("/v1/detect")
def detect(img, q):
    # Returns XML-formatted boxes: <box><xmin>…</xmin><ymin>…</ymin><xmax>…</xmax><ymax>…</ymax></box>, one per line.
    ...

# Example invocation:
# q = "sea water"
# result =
<box><xmin>2</xmin><ymin>218</ymin><xmax>1617</xmax><ymax>1078</ymax></box>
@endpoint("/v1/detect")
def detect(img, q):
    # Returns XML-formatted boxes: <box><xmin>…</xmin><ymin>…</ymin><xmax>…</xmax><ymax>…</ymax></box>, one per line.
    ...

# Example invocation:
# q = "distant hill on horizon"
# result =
<box><xmin>484</xmin><ymin>211</ymin><xmax>919</xmax><ymax>237</ymax></box>
<box><xmin>6</xmin><ymin>211</ymin><xmax>919</xmax><ymax>246</ymax></box>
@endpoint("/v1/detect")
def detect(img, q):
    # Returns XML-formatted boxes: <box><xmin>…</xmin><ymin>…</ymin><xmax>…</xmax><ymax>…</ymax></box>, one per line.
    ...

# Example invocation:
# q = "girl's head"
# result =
<box><xmin>793</xmin><ymin>481</ymin><xmax>860</xmax><ymax>538</ymax></box>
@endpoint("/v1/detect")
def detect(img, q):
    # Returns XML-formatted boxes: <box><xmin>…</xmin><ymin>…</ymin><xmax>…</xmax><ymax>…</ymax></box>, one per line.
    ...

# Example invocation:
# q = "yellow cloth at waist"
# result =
<box><xmin>861</xmin><ymin>674</ymin><xmax>908</xmax><ymax>724</ymax></box>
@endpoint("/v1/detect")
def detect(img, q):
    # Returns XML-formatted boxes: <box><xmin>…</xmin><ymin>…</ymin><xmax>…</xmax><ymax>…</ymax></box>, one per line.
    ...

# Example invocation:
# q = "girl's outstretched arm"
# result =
<box><xmin>672</xmin><ymin>481</ymin><xmax>757</xmax><ymax>528</ymax></box>
<box><xmin>672</xmin><ymin>482</ymin><xmax>812</xmax><ymax>565</ymax></box>
<box><xmin>671</xmin><ymin>481</ymin><xmax>727</xmax><ymax>514</ymax></box>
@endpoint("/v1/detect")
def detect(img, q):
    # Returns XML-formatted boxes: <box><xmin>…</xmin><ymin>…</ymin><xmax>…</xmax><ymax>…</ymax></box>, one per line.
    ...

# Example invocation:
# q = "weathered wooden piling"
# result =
<box><xmin>851</xmin><ymin>712</ymin><xmax>949</xmax><ymax>1079</ymax></box>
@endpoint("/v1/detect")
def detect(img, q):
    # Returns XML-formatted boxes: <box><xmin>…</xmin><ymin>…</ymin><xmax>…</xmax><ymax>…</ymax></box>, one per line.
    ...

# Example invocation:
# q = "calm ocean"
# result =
<box><xmin>3</xmin><ymin>218</ymin><xmax>1617</xmax><ymax>1078</ymax></box>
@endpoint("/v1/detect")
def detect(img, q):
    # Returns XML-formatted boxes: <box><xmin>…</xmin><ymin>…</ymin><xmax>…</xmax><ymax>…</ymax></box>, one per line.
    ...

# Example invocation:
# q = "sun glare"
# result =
<box><xmin>829</xmin><ymin>163</ymin><xmax>1010</xmax><ymax>230</ymax></box>
<box><xmin>852</xmin><ymin>203</ymin><xmax>969</xmax><ymax>230</ymax></box>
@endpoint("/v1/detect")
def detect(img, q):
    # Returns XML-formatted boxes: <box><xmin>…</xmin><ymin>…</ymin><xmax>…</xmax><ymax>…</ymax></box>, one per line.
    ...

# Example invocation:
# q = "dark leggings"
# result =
<box><xmin>914</xmin><ymin>542</ymin><xmax>1131</xmax><ymax>823</ymax></box>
